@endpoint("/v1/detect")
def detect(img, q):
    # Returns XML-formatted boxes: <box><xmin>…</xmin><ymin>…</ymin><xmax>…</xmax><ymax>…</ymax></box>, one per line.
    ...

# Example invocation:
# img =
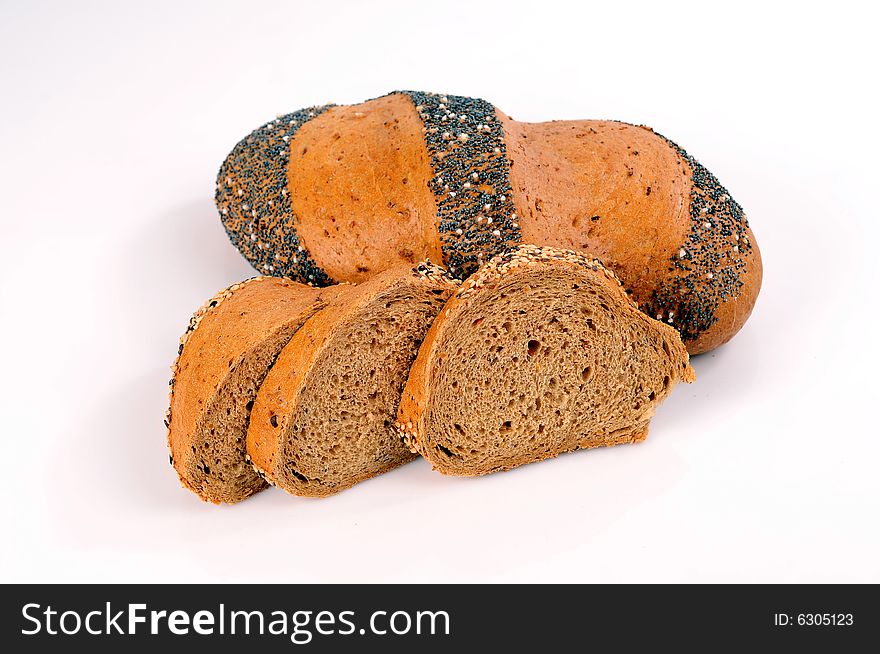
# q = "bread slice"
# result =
<box><xmin>247</xmin><ymin>263</ymin><xmax>458</xmax><ymax>497</ymax></box>
<box><xmin>396</xmin><ymin>245</ymin><xmax>696</xmax><ymax>476</ymax></box>
<box><xmin>167</xmin><ymin>277</ymin><xmax>344</xmax><ymax>503</ymax></box>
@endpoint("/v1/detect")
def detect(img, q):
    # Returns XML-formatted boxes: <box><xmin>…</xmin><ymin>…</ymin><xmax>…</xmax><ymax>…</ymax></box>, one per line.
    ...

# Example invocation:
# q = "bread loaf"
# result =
<box><xmin>247</xmin><ymin>263</ymin><xmax>457</xmax><ymax>497</ymax></box>
<box><xmin>395</xmin><ymin>245</ymin><xmax>695</xmax><ymax>476</ymax></box>
<box><xmin>216</xmin><ymin>91</ymin><xmax>761</xmax><ymax>354</ymax></box>
<box><xmin>167</xmin><ymin>277</ymin><xmax>343</xmax><ymax>503</ymax></box>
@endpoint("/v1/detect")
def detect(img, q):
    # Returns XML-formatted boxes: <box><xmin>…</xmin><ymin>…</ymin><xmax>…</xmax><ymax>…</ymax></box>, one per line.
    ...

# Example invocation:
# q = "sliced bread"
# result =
<box><xmin>247</xmin><ymin>263</ymin><xmax>458</xmax><ymax>497</ymax></box>
<box><xmin>167</xmin><ymin>277</ymin><xmax>344</xmax><ymax>503</ymax></box>
<box><xmin>396</xmin><ymin>245</ymin><xmax>696</xmax><ymax>476</ymax></box>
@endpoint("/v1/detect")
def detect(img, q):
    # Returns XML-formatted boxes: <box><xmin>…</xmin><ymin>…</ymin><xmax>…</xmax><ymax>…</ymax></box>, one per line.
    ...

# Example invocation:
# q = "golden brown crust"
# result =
<box><xmin>167</xmin><ymin>277</ymin><xmax>331</xmax><ymax>502</ymax></box>
<box><xmin>504</xmin><ymin>116</ymin><xmax>762</xmax><ymax>355</ymax></box>
<box><xmin>396</xmin><ymin>245</ymin><xmax>695</xmax><ymax>474</ymax></box>
<box><xmin>504</xmin><ymin>117</ymin><xmax>690</xmax><ymax>304</ymax></box>
<box><xmin>288</xmin><ymin>94</ymin><xmax>442</xmax><ymax>283</ymax></box>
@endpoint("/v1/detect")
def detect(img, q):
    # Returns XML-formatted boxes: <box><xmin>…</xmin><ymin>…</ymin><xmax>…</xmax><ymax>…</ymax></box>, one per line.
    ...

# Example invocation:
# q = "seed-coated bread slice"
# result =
<box><xmin>396</xmin><ymin>245</ymin><xmax>696</xmax><ymax>476</ymax></box>
<box><xmin>167</xmin><ymin>277</ymin><xmax>344</xmax><ymax>503</ymax></box>
<box><xmin>247</xmin><ymin>264</ymin><xmax>458</xmax><ymax>497</ymax></box>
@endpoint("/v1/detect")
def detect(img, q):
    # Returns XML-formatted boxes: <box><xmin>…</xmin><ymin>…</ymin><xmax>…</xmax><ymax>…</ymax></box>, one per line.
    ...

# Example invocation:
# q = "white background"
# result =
<box><xmin>1</xmin><ymin>0</ymin><xmax>878</xmax><ymax>583</ymax></box>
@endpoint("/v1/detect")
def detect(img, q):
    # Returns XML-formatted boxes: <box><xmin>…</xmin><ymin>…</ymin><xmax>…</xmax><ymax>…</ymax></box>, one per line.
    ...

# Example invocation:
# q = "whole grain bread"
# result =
<box><xmin>396</xmin><ymin>245</ymin><xmax>695</xmax><ymax>476</ymax></box>
<box><xmin>216</xmin><ymin>91</ymin><xmax>761</xmax><ymax>354</ymax></box>
<box><xmin>167</xmin><ymin>277</ymin><xmax>344</xmax><ymax>503</ymax></box>
<box><xmin>247</xmin><ymin>263</ymin><xmax>458</xmax><ymax>497</ymax></box>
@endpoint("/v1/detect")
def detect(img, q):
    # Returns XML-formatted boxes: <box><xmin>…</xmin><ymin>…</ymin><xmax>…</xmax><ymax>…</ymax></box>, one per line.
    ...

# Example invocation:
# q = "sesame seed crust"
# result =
<box><xmin>640</xmin><ymin>129</ymin><xmax>754</xmax><ymax>342</ymax></box>
<box><xmin>398</xmin><ymin>91</ymin><xmax>521</xmax><ymax>278</ymax></box>
<box><xmin>216</xmin><ymin>106</ymin><xmax>335</xmax><ymax>286</ymax></box>
<box><xmin>456</xmin><ymin>243</ymin><xmax>633</xmax><ymax>306</ymax></box>
<box><xmin>411</xmin><ymin>258</ymin><xmax>461</xmax><ymax>287</ymax></box>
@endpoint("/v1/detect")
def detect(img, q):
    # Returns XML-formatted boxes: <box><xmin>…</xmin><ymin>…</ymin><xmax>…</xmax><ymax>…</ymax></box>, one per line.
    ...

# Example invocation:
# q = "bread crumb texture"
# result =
<box><xmin>167</xmin><ymin>277</ymin><xmax>329</xmax><ymax>503</ymax></box>
<box><xmin>245</xmin><ymin>265</ymin><xmax>458</xmax><ymax>497</ymax></box>
<box><xmin>396</xmin><ymin>245</ymin><xmax>695</xmax><ymax>476</ymax></box>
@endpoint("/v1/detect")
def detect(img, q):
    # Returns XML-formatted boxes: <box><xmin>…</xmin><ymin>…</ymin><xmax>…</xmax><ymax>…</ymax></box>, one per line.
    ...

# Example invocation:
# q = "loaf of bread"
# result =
<box><xmin>216</xmin><ymin>91</ymin><xmax>761</xmax><ymax>354</ymax></box>
<box><xmin>247</xmin><ymin>263</ymin><xmax>457</xmax><ymax>497</ymax></box>
<box><xmin>167</xmin><ymin>277</ymin><xmax>343</xmax><ymax>503</ymax></box>
<box><xmin>395</xmin><ymin>245</ymin><xmax>695</xmax><ymax>476</ymax></box>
